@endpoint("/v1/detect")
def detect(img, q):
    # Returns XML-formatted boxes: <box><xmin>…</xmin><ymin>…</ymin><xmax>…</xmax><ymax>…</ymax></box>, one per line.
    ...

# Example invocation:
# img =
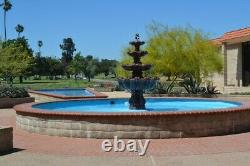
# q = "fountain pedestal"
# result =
<box><xmin>129</xmin><ymin>90</ymin><xmax>145</xmax><ymax>109</ymax></box>
<box><xmin>118</xmin><ymin>34</ymin><xmax>158</xmax><ymax>109</ymax></box>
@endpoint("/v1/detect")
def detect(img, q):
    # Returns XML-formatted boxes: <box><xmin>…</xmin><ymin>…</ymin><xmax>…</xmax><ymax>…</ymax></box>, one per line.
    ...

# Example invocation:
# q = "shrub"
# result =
<box><xmin>114</xmin><ymin>84</ymin><xmax>124</xmax><ymax>91</ymax></box>
<box><xmin>147</xmin><ymin>81</ymin><xmax>174</xmax><ymax>94</ymax></box>
<box><xmin>179</xmin><ymin>75</ymin><xmax>220</xmax><ymax>95</ymax></box>
<box><xmin>0</xmin><ymin>85</ymin><xmax>30</xmax><ymax>98</ymax></box>
<box><xmin>179</xmin><ymin>76</ymin><xmax>204</xmax><ymax>94</ymax></box>
<box><xmin>205</xmin><ymin>85</ymin><xmax>220</xmax><ymax>95</ymax></box>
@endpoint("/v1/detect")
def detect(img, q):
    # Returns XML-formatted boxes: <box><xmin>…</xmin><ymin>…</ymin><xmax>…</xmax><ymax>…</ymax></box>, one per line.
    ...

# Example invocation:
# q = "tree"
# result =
<box><xmin>68</xmin><ymin>52</ymin><xmax>85</xmax><ymax>80</ymax></box>
<box><xmin>47</xmin><ymin>57</ymin><xmax>64</xmax><ymax>79</ymax></box>
<box><xmin>32</xmin><ymin>55</ymin><xmax>64</xmax><ymax>79</ymax></box>
<box><xmin>0</xmin><ymin>0</ymin><xmax>12</xmax><ymax>41</ymax></box>
<box><xmin>32</xmin><ymin>41</ymin><xmax>44</xmax><ymax>78</ymax></box>
<box><xmin>32</xmin><ymin>54</ymin><xmax>49</xmax><ymax>78</ymax></box>
<box><xmin>69</xmin><ymin>53</ymin><xmax>118</xmax><ymax>81</ymax></box>
<box><xmin>97</xmin><ymin>59</ymin><xmax>118</xmax><ymax>77</ymax></box>
<box><xmin>82</xmin><ymin>55</ymin><xmax>98</xmax><ymax>82</ymax></box>
<box><xmin>59</xmin><ymin>38</ymin><xmax>76</xmax><ymax>78</ymax></box>
<box><xmin>15</xmin><ymin>24</ymin><xmax>24</xmax><ymax>38</ymax></box>
<box><xmin>116</xmin><ymin>46</ymin><xmax>134</xmax><ymax>78</ymax></box>
<box><xmin>0</xmin><ymin>37</ymin><xmax>33</xmax><ymax>83</ymax></box>
<box><xmin>37</xmin><ymin>40</ymin><xmax>43</xmax><ymax>54</ymax></box>
<box><xmin>144</xmin><ymin>24</ymin><xmax>223</xmax><ymax>85</ymax></box>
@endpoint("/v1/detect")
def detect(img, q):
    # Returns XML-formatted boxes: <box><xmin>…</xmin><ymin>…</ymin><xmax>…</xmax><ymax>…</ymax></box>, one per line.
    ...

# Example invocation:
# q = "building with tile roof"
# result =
<box><xmin>212</xmin><ymin>27</ymin><xmax>250</xmax><ymax>93</ymax></box>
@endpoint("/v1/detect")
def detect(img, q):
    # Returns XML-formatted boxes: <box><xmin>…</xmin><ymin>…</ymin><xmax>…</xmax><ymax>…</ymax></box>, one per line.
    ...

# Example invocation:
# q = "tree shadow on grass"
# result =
<box><xmin>0</xmin><ymin>148</ymin><xmax>25</xmax><ymax>156</ymax></box>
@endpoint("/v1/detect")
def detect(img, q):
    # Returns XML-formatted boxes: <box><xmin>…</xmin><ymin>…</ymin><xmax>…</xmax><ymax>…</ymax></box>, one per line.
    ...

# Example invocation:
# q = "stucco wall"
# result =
<box><xmin>226</xmin><ymin>43</ymin><xmax>242</xmax><ymax>87</ymax></box>
<box><xmin>211</xmin><ymin>45</ymin><xmax>224</xmax><ymax>92</ymax></box>
<box><xmin>211</xmin><ymin>73</ymin><xmax>224</xmax><ymax>92</ymax></box>
<box><xmin>211</xmin><ymin>43</ymin><xmax>243</xmax><ymax>93</ymax></box>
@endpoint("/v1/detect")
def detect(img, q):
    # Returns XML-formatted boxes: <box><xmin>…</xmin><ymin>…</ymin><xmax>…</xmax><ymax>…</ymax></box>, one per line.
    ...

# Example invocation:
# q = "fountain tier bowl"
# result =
<box><xmin>14</xmin><ymin>98</ymin><xmax>250</xmax><ymax>139</ymax></box>
<box><xmin>122</xmin><ymin>64</ymin><xmax>152</xmax><ymax>71</ymax></box>
<box><xmin>127</xmin><ymin>51</ymin><xmax>148</xmax><ymax>57</ymax></box>
<box><xmin>118</xmin><ymin>78</ymin><xmax>157</xmax><ymax>91</ymax></box>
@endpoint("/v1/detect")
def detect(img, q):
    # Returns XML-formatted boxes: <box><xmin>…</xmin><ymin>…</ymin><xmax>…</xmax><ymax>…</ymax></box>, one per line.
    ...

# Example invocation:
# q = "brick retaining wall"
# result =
<box><xmin>14</xmin><ymin>100</ymin><xmax>250</xmax><ymax>139</ymax></box>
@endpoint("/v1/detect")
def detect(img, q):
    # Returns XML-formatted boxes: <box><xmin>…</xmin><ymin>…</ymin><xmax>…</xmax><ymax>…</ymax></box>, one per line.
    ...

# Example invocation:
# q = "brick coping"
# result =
<box><xmin>28</xmin><ymin>88</ymin><xmax>108</xmax><ymax>99</ymax></box>
<box><xmin>14</xmin><ymin>97</ymin><xmax>250</xmax><ymax>117</ymax></box>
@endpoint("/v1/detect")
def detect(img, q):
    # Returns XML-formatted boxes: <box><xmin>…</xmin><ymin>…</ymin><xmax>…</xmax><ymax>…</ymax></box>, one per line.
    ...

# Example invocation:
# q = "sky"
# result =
<box><xmin>2</xmin><ymin>0</ymin><xmax>250</xmax><ymax>60</ymax></box>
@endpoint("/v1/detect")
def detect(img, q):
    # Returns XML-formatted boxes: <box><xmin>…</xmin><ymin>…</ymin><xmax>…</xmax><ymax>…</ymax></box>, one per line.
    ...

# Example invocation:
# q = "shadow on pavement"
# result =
<box><xmin>0</xmin><ymin>148</ymin><xmax>25</xmax><ymax>156</ymax></box>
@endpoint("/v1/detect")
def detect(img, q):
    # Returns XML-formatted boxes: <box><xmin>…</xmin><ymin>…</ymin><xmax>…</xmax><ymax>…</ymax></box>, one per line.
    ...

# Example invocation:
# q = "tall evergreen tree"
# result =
<box><xmin>59</xmin><ymin>38</ymin><xmax>76</xmax><ymax>78</ymax></box>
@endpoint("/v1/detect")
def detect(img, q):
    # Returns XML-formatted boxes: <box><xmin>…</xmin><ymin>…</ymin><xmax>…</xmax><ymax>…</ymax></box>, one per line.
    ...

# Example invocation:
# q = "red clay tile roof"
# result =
<box><xmin>212</xmin><ymin>37</ymin><xmax>223</xmax><ymax>45</ymax></box>
<box><xmin>212</xmin><ymin>27</ymin><xmax>250</xmax><ymax>45</ymax></box>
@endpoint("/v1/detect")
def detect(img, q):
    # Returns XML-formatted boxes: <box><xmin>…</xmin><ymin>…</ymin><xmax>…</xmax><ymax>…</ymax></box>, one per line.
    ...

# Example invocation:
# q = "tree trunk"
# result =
<box><xmin>66</xmin><ymin>72</ymin><xmax>70</xmax><ymax>79</ymax></box>
<box><xmin>4</xmin><ymin>11</ymin><xmax>7</xmax><ymax>41</ymax></box>
<box><xmin>8</xmin><ymin>76</ymin><xmax>13</xmax><ymax>85</ymax></box>
<box><xmin>19</xmin><ymin>76</ymin><xmax>23</xmax><ymax>84</ymax></box>
<box><xmin>88</xmin><ymin>77</ymin><xmax>91</xmax><ymax>82</ymax></box>
<box><xmin>166</xmin><ymin>75</ymin><xmax>177</xmax><ymax>93</ymax></box>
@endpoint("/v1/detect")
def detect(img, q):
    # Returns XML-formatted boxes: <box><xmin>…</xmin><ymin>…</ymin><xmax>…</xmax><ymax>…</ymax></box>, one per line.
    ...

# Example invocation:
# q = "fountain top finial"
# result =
<box><xmin>135</xmin><ymin>33</ymin><xmax>140</xmax><ymax>41</ymax></box>
<box><xmin>129</xmin><ymin>33</ymin><xmax>144</xmax><ymax>47</ymax></box>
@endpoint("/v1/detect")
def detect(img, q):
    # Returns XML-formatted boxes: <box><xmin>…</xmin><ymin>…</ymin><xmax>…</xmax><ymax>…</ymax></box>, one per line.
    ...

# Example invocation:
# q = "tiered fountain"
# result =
<box><xmin>118</xmin><ymin>34</ymin><xmax>158</xmax><ymax>109</ymax></box>
<box><xmin>15</xmin><ymin>34</ymin><xmax>245</xmax><ymax>139</ymax></box>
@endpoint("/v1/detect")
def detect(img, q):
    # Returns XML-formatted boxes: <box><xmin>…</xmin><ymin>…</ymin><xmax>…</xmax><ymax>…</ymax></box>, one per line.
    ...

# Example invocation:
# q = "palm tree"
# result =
<box><xmin>0</xmin><ymin>0</ymin><xmax>12</xmax><ymax>40</ymax></box>
<box><xmin>15</xmin><ymin>24</ymin><xmax>24</xmax><ymax>38</ymax></box>
<box><xmin>38</xmin><ymin>40</ymin><xmax>43</xmax><ymax>53</ymax></box>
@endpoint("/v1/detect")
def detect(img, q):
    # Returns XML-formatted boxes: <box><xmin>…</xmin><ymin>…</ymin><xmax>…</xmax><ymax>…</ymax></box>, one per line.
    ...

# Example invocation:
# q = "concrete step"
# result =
<box><xmin>223</xmin><ymin>86</ymin><xmax>250</xmax><ymax>94</ymax></box>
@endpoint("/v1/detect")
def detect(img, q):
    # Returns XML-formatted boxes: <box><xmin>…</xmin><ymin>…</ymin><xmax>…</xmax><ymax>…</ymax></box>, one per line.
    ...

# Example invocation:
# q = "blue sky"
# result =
<box><xmin>2</xmin><ymin>0</ymin><xmax>250</xmax><ymax>60</ymax></box>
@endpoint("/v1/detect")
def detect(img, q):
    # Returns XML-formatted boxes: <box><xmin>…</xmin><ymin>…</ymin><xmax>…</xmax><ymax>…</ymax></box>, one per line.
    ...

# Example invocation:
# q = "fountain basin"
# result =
<box><xmin>14</xmin><ymin>98</ymin><xmax>250</xmax><ymax>139</ymax></box>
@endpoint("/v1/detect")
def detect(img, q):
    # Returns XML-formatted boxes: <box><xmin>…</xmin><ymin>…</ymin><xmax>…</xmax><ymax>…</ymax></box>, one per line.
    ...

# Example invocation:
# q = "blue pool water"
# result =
<box><xmin>37</xmin><ymin>89</ymin><xmax>95</xmax><ymax>97</ymax></box>
<box><xmin>33</xmin><ymin>98</ymin><xmax>241</xmax><ymax>113</ymax></box>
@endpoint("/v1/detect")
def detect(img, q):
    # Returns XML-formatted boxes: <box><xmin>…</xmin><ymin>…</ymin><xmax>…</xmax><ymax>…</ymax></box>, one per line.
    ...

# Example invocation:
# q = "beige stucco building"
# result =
<box><xmin>212</xmin><ymin>27</ymin><xmax>250</xmax><ymax>94</ymax></box>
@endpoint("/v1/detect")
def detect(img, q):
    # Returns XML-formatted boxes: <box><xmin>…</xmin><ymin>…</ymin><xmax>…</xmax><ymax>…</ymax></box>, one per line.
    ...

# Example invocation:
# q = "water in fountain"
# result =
<box><xmin>118</xmin><ymin>34</ymin><xmax>158</xmax><ymax>109</ymax></box>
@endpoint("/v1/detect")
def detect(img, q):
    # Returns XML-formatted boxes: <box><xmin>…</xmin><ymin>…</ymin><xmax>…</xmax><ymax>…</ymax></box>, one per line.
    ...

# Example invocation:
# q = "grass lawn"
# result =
<box><xmin>13</xmin><ymin>79</ymin><xmax>95</xmax><ymax>90</ymax></box>
<box><xmin>94</xmin><ymin>73</ymin><xmax>117</xmax><ymax>80</ymax></box>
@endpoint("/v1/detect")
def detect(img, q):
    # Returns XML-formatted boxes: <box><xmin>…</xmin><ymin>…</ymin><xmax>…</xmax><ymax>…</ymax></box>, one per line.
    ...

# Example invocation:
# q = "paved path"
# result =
<box><xmin>2</xmin><ymin>151</ymin><xmax>250</xmax><ymax>166</ymax></box>
<box><xmin>102</xmin><ymin>91</ymin><xmax>130</xmax><ymax>98</ymax></box>
<box><xmin>29</xmin><ymin>93</ymin><xmax>62</xmax><ymax>103</ymax></box>
<box><xmin>1</xmin><ymin>95</ymin><xmax>250</xmax><ymax>165</ymax></box>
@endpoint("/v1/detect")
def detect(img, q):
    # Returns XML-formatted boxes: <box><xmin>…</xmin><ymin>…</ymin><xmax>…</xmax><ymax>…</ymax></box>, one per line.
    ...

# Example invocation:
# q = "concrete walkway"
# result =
<box><xmin>2</xmin><ymin>94</ymin><xmax>250</xmax><ymax>165</ymax></box>
<box><xmin>1</xmin><ymin>151</ymin><xmax>250</xmax><ymax>166</ymax></box>
<box><xmin>29</xmin><ymin>93</ymin><xmax>62</xmax><ymax>103</ymax></box>
<box><xmin>102</xmin><ymin>91</ymin><xmax>130</xmax><ymax>98</ymax></box>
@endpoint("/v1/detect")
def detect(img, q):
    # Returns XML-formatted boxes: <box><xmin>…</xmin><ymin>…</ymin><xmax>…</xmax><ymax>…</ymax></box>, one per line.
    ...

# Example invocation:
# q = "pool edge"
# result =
<box><xmin>28</xmin><ymin>88</ymin><xmax>108</xmax><ymax>99</ymax></box>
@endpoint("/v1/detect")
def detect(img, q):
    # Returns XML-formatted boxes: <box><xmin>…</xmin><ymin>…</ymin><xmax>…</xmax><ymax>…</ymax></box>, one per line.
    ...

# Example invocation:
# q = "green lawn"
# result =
<box><xmin>13</xmin><ymin>79</ymin><xmax>95</xmax><ymax>90</ymax></box>
<box><xmin>94</xmin><ymin>73</ymin><xmax>117</xmax><ymax>80</ymax></box>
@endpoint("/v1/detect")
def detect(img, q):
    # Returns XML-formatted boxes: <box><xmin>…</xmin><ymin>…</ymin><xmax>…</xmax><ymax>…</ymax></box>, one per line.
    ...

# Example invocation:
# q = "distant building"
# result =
<box><xmin>212</xmin><ymin>27</ymin><xmax>250</xmax><ymax>93</ymax></box>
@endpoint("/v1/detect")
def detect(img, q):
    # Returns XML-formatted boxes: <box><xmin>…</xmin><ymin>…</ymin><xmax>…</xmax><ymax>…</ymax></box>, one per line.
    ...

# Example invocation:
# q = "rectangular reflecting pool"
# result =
<box><xmin>29</xmin><ymin>88</ymin><xmax>108</xmax><ymax>99</ymax></box>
